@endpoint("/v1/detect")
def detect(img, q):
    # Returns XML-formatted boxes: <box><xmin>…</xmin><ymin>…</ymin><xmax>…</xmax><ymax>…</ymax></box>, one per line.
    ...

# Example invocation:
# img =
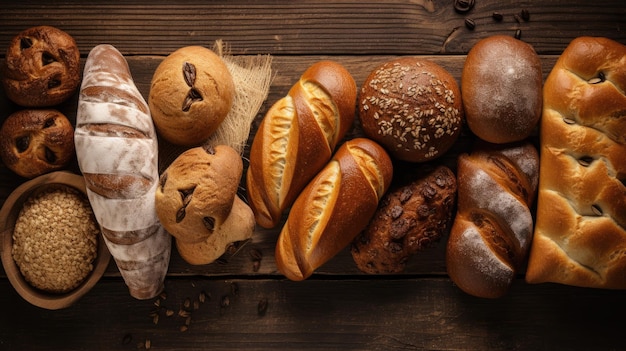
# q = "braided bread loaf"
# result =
<box><xmin>246</xmin><ymin>61</ymin><xmax>356</xmax><ymax>229</ymax></box>
<box><xmin>446</xmin><ymin>142</ymin><xmax>539</xmax><ymax>298</ymax></box>
<box><xmin>75</xmin><ymin>44</ymin><xmax>171</xmax><ymax>299</ymax></box>
<box><xmin>525</xmin><ymin>37</ymin><xmax>626</xmax><ymax>289</ymax></box>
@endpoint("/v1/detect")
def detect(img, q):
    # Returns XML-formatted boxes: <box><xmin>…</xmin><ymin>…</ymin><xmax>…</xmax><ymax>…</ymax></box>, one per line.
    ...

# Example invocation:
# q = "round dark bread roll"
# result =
<box><xmin>351</xmin><ymin>164</ymin><xmax>457</xmax><ymax>274</ymax></box>
<box><xmin>359</xmin><ymin>57</ymin><xmax>464</xmax><ymax>163</ymax></box>
<box><xmin>2</xmin><ymin>26</ymin><xmax>81</xmax><ymax>107</ymax></box>
<box><xmin>461</xmin><ymin>35</ymin><xmax>543</xmax><ymax>144</ymax></box>
<box><xmin>149</xmin><ymin>46</ymin><xmax>235</xmax><ymax>146</ymax></box>
<box><xmin>0</xmin><ymin>109</ymin><xmax>75</xmax><ymax>178</ymax></box>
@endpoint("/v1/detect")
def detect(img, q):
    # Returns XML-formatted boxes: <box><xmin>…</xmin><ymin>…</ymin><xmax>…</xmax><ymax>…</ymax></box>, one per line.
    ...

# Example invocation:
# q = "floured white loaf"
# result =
<box><xmin>74</xmin><ymin>44</ymin><xmax>171</xmax><ymax>299</ymax></box>
<box><xmin>525</xmin><ymin>37</ymin><xmax>626</xmax><ymax>289</ymax></box>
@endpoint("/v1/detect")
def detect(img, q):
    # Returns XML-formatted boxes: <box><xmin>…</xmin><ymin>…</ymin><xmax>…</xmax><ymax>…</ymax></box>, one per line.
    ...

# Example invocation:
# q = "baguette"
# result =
<box><xmin>446</xmin><ymin>142</ymin><xmax>539</xmax><ymax>298</ymax></box>
<box><xmin>74</xmin><ymin>44</ymin><xmax>171</xmax><ymax>300</ymax></box>
<box><xmin>275</xmin><ymin>138</ymin><xmax>393</xmax><ymax>281</ymax></box>
<box><xmin>246</xmin><ymin>60</ymin><xmax>357</xmax><ymax>228</ymax></box>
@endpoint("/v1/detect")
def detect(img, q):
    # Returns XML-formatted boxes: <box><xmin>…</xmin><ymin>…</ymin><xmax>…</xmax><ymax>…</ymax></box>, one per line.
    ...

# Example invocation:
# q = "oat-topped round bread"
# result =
<box><xmin>359</xmin><ymin>57</ymin><xmax>464</xmax><ymax>162</ymax></box>
<box><xmin>2</xmin><ymin>26</ymin><xmax>81</xmax><ymax>107</ymax></box>
<box><xmin>149</xmin><ymin>45</ymin><xmax>235</xmax><ymax>146</ymax></box>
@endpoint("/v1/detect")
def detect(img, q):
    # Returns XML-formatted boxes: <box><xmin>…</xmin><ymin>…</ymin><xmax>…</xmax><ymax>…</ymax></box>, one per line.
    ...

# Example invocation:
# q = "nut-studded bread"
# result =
<box><xmin>525</xmin><ymin>37</ymin><xmax>626</xmax><ymax>289</ymax></box>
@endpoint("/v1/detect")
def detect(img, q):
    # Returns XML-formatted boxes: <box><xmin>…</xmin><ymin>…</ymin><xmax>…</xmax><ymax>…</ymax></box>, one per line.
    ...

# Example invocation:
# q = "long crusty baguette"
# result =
<box><xmin>275</xmin><ymin>138</ymin><xmax>393</xmax><ymax>281</ymax></box>
<box><xmin>74</xmin><ymin>44</ymin><xmax>171</xmax><ymax>300</ymax></box>
<box><xmin>246</xmin><ymin>60</ymin><xmax>357</xmax><ymax>229</ymax></box>
<box><xmin>525</xmin><ymin>37</ymin><xmax>626</xmax><ymax>289</ymax></box>
<box><xmin>446</xmin><ymin>142</ymin><xmax>539</xmax><ymax>298</ymax></box>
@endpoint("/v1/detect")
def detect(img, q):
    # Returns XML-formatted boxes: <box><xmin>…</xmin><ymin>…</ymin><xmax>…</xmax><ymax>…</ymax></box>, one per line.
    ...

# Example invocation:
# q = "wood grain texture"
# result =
<box><xmin>1</xmin><ymin>2</ymin><xmax>626</xmax><ymax>350</ymax></box>
<box><xmin>0</xmin><ymin>278</ymin><xmax>625</xmax><ymax>350</ymax></box>
<box><xmin>0</xmin><ymin>0</ymin><xmax>624</xmax><ymax>56</ymax></box>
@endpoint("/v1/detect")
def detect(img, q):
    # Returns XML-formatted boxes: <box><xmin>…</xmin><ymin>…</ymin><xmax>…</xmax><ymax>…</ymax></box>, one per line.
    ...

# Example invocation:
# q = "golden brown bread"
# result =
<box><xmin>2</xmin><ymin>26</ymin><xmax>81</xmax><ymax>107</ymax></box>
<box><xmin>461</xmin><ymin>35</ymin><xmax>543</xmax><ymax>144</ymax></box>
<box><xmin>246</xmin><ymin>60</ymin><xmax>357</xmax><ymax>229</ymax></box>
<box><xmin>351</xmin><ymin>165</ymin><xmax>457</xmax><ymax>274</ymax></box>
<box><xmin>275</xmin><ymin>138</ymin><xmax>393</xmax><ymax>281</ymax></box>
<box><xmin>359</xmin><ymin>57</ymin><xmax>463</xmax><ymax>162</ymax></box>
<box><xmin>149</xmin><ymin>46</ymin><xmax>235</xmax><ymax>146</ymax></box>
<box><xmin>525</xmin><ymin>37</ymin><xmax>626</xmax><ymax>289</ymax></box>
<box><xmin>446</xmin><ymin>142</ymin><xmax>539</xmax><ymax>298</ymax></box>
<box><xmin>155</xmin><ymin>145</ymin><xmax>255</xmax><ymax>265</ymax></box>
<box><xmin>0</xmin><ymin>109</ymin><xmax>75</xmax><ymax>179</ymax></box>
<box><xmin>74</xmin><ymin>44</ymin><xmax>171</xmax><ymax>300</ymax></box>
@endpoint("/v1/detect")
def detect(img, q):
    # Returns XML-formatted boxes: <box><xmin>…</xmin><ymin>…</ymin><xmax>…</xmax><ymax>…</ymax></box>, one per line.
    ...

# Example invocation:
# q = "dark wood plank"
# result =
<box><xmin>0</xmin><ymin>0</ymin><xmax>624</xmax><ymax>56</ymax></box>
<box><xmin>0</xmin><ymin>278</ymin><xmax>625</xmax><ymax>350</ymax></box>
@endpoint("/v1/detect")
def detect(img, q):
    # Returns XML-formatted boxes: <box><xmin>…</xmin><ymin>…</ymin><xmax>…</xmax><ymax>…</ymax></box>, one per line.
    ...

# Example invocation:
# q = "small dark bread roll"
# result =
<box><xmin>461</xmin><ymin>35</ymin><xmax>543</xmax><ymax>144</ymax></box>
<box><xmin>0</xmin><ymin>109</ymin><xmax>75</xmax><ymax>178</ymax></box>
<box><xmin>359</xmin><ymin>57</ymin><xmax>464</xmax><ymax>162</ymax></box>
<box><xmin>351</xmin><ymin>165</ymin><xmax>457</xmax><ymax>274</ymax></box>
<box><xmin>2</xmin><ymin>26</ymin><xmax>81</xmax><ymax>107</ymax></box>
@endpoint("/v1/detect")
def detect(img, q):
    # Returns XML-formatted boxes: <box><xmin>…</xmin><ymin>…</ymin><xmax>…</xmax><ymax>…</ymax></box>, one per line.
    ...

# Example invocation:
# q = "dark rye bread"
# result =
<box><xmin>351</xmin><ymin>165</ymin><xmax>457</xmax><ymax>274</ymax></box>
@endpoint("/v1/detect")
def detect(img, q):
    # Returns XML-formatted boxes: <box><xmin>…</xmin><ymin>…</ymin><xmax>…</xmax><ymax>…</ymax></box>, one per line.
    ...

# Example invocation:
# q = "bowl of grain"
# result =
<box><xmin>0</xmin><ymin>171</ymin><xmax>110</xmax><ymax>310</ymax></box>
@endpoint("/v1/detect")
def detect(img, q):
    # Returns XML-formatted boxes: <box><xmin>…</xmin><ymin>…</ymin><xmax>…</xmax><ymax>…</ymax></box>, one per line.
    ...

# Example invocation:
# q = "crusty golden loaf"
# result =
<box><xmin>525</xmin><ymin>37</ymin><xmax>626</xmax><ymax>289</ymax></box>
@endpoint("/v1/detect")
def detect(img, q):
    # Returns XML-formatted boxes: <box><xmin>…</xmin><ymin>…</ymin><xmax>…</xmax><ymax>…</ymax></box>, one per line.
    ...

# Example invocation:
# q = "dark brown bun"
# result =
<box><xmin>461</xmin><ymin>35</ymin><xmax>543</xmax><ymax>144</ymax></box>
<box><xmin>0</xmin><ymin>109</ymin><xmax>75</xmax><ymax>178</ymax></box>
<box><xmin>2</xmin><ymin>26</ymin><xmax>81</xmax><ymax>107</ymax></box>
<box><xmin>359</xmin><ymin>57</ymin><xmax>463</xmax><ymax>163</ymax></box>
<box><xmin>149</xmin><ymin>46</ymin><xmax>235</xmax><ymax>146</ymax></box>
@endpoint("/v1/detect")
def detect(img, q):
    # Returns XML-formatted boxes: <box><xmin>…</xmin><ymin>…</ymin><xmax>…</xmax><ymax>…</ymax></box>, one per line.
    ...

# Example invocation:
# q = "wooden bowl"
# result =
<box><xmin>0</xmin><ymin>171</ymin><xmax>111</xmax><ymax>310</ymax></box>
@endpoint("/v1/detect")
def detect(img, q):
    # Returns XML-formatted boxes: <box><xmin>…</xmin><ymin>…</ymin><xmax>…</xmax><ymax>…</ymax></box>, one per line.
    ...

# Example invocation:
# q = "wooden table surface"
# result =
<box><xmin>1</xmin><ymin>1</ymin><xmax>625</xmax><ymax>350</ymax></box>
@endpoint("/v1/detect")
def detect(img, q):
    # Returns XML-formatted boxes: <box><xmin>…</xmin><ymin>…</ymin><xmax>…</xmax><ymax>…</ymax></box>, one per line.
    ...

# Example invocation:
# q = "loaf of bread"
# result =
<box><xmin>275</xmin><ymin>138</ymin><xmax>393</xmax><ymax>281</ymax></box>
<box><xmin>246</xmin><ymin>60</ymin><xmax>357</xmax><ymax>229</ymax></box>
<box><xmin>359</xmin><ymin>57</ymin><xmax>464</xmax><ymax>162</ymax></box>
<box><xmin>2</xmin><ymin>25</ymin><xmax>81</xmax><ymax>107</ymax></box>
<box><xmin>155</xmin><ymin>145</ymin><xmax>255</xmax><ymax>265</ymax></box>
<box><xmin>74</xmin><ymin>44</ymin><xmax>171</xmax><ymax>300</ymax></box>
<box><xmin>461</xmin><ymin>35</ymin><xmax>543</xmax><ymax>144</ymax></box>
<box><xmin>525</xmin><ymin>37</ymin><xmax>626</xmax><ymax>289</ymax></box>
<box><xmin>446</xmin><ymin>142</ymin><xmax>539</xmax><ymax>298</ymax></box>
<box><xmin>351</xmin><ymin>165</ymin><xmax>457</xmax><ymax>274</ymax></box>
<box><xmin>0</xmin><ymin>109</ymin><xmax>75</xmax><ymax>179</ymax></box>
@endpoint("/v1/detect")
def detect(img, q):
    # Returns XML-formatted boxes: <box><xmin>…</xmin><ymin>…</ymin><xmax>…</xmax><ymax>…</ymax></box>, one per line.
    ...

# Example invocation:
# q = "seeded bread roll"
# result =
<box><xmin>0</xmin><ymin>109</ymin><xmax>75</xmax><ymax>179</ymax></box>
<box><xmin>246</xmin><ymin>60</ymin><xmax>357</xmax><ymax>229</ymax></box>
<box><xmin>351</xmin><ymin>165</ymin><xmax>457</xmax><ymax>274</ymax></box>
<box><xmin>525</xmin><ymin>37</ymin><xmax>626</xmax><ymax>289</ymax></box>
<box><xmin>149</xmin><ymin>46</ymin><xmax>235</xmax><ymax>146</ymax></box>
<box><xmin>359</xmin><ymin>57</ymin><xmax>463</xmax><ymax>162</ymax></box>
<box><xmin>155</xmin><ymin>145</ymin><xmax>255</xmax><ymax>265</ymax></box>
<box><xmin>2</xmin><ymin>26</ymin><xmax>81</xmax><ymax>107</ymax></box>
<box><xmin>461</xmin><ymin>35</ymin><xmax>543</xmax><ymax>144</ymax></box>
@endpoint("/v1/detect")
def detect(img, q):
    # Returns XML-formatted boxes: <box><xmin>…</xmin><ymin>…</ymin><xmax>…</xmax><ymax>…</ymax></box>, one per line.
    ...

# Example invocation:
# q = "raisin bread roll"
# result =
<box><xmin>275</xmin><ymin>138</ymin><xmax>393</xmax><ymax>281</ymax></box>
<box><xmin>2</xmin><ymin>26</ymin><xmax>81</xmax><ymax>107</ymax></box>
<box><xmin>246</xmin><ymin>60</ymin><xmax>357</xmax><ymax>229</ymax></box>
<box><xmin>446</xmin><ymin>142</ymin><xmax>539</xmax><ymax>298</ymax></box>
<box><xmin>0</xmin><ymin>109</ymin><xmax>74</xmax><ymax>179</ymax></box>
<box><xmin>525</xmin><ymin>37</ymin><xmax>626</xmax><ymax>289</ymax></box>
<box><xmin>74</xmin><ymin>44</ymin><xmax>171</xmax><ymax>300</ymax></box>
<box><xmin>351</xmin><ymin>165</ymin><xmax>456</xmax><ymax>274</ymax></box>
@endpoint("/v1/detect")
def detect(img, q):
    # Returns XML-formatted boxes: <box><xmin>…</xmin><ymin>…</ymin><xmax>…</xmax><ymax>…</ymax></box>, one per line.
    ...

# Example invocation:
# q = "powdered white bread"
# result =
<box><xmin>525</xmin><ymin>37</ymin><xmax>626</xmax><ymax>289</ymax></box>
<box><xmin>446</xmin><ymin>142</ymin><xmax>539</xmax><ymax>298</ymax></box>
<box><xmin>74</xmin><ymin>44</ymin><xmax>171</xmax><ymax>300</ymax></box>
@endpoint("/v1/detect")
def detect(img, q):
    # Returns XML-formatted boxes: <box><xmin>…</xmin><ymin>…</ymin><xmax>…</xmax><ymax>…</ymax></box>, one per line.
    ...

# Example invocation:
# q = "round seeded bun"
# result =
<box><xmin>359</xmin><ymin>57</ymin><xmax>464</xmax><ymax>163</ymax></box>
<box><xmin>149</xmin><ymin>46</ymin><xmax>235</xmax><ymax>146</ymax></box>
<box><xmin>461</xmin><ymin>35</ymin><xmax>543</xmax><ymax>144</ymax></box>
